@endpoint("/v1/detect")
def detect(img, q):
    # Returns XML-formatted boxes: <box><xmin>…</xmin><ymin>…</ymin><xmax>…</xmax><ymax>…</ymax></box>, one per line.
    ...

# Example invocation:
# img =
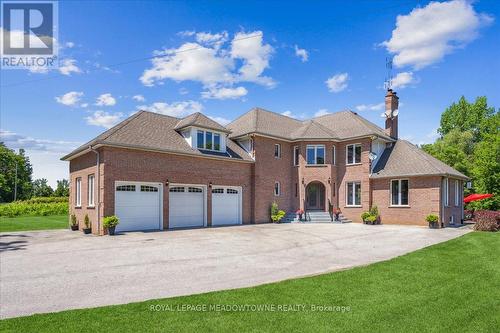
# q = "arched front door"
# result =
<box><xmin>306</xmin><ymin>182</ymin><xmax>325</xmax><ymax>210</ymax></box>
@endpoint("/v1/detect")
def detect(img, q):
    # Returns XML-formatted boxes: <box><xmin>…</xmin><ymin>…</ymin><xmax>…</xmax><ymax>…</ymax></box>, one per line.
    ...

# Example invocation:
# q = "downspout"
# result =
<box><xmin>89</xmin><ymin>146</ymin><xmax>101</xmax><ymax>234</ymax></box>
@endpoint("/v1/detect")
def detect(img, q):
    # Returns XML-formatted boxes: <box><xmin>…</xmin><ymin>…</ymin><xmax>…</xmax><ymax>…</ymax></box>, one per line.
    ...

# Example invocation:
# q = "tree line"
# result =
<box><xmin>421</xmin><ymin>96</ymin><xmax>499</xmax><ymax>210</ymax></box>
<box><xmin>0</xmin><ymin>143</ymin><xmax>69</xmax><ymax>203</ymax></box>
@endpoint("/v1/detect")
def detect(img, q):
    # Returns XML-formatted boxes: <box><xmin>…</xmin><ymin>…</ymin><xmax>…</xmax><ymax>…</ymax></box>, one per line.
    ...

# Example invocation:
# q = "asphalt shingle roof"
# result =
<box><xmin>62</xmin><ymin>111</ymin><xmax>252</xmax><ymax>161</ymax></box>
<box><xmin>174</xmin><ymin>112</ymin><xmax>231</xmax><ymax>133</ymax></box>
<box><xmin>371</xmin><ymin>140</ymin><xmax>469</xmax><ymax>180</ymax></box>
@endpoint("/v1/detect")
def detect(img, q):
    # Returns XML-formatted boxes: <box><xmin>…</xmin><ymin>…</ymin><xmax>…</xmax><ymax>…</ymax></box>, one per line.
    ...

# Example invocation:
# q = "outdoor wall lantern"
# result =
<box><xmin>328</xmin><ymin>177</ymin><xmax>331</xmax><ymax>184</ymax></box>
<box><xmin>166</xmin><ymin>179</ymin><xmax>169</xmax><ymax>186</ymax></box>
<box><xmin>209</xmin><ymin>182</ymin><xmax>213</xmax><ymax>188</ymax></box>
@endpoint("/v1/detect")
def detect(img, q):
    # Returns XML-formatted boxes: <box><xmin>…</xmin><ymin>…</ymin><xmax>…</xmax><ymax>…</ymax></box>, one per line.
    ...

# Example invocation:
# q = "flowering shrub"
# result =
<box><xmin>473</xmin><ymin>210</ymin><xmax>500</xmax><ymax>232</ymax></box>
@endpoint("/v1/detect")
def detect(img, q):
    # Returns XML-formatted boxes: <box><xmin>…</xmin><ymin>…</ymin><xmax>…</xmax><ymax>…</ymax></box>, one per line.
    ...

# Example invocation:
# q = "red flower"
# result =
<box><xmin>296</xmin><ymin>209</ymin><xmax>304</xmax><ymax>214</ymax></box>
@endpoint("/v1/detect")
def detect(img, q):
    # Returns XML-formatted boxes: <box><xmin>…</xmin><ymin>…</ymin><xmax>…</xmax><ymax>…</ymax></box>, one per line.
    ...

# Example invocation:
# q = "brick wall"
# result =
<box><xmin>371</xmin><ymin>176</ymin><xmax>441</xmax><ymax>226</ymax></box>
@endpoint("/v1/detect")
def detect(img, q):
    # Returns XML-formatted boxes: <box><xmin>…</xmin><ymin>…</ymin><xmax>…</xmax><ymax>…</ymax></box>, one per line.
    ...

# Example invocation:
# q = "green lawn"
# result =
<box><xmin>1</xmin><ymin>232</ymin><xmax>499</xmax><ymax>332</ymax></box>
<box><xmin>0</xmin><ymin>215</ymin><xmax>68</xmax><ymax>232</ymax></box>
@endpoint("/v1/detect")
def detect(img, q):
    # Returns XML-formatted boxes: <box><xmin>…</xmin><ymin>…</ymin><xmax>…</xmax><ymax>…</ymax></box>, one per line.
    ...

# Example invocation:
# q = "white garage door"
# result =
<box><xmin>115</xmin><ymin>182</ymin><xmax>162</xmax><ymax>232</ymax></box>
<box><xmin>212</xmin><ymin>186</ymin><xmax>242</xmax><ymax>226</ymax></box>
<box><xmin>169</xmin><ymin>185</ymin><xmax>205</xmax><ymax>228</ymax></box>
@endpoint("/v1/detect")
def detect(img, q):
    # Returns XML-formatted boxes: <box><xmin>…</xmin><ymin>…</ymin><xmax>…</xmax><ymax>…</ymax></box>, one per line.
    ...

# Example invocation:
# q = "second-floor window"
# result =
<box><xmin>274</xmin><ymin>144</ymin><xmax>281</xmax><ymax>158</ymax></box>
<box><xmin>293</xmin><ymin>146</ymin><xmax>299</xmax><ymax>166</ymax></box>
<box><xmin>306</xmin><ymin>145</ymin><xmax>325</xmax><ymax>165</ymax></box>
<box><xmin>197</xmin><ymin>130</ymin><xmax>221</xmax><ymax>151</ymax></box>
<box><xmin>346</xmin><ymin>144</ymin><xmax>361</xmax><ymax>165</ymax></box>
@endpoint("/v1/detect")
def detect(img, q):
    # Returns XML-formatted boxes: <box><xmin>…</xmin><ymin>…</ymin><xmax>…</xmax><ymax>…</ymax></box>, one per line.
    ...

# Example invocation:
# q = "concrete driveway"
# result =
<box><xmin>0</xmin><ymin>223</ymin><xmax>470</xmax><ymax>318</ymax></box>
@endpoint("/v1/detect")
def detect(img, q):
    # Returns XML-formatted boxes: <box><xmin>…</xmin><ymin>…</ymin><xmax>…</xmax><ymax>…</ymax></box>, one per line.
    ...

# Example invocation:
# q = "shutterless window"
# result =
<box><xmin>75</xmin><ymin>178</ymin><xmax>82</xmax><ymax>207</ymax></box>
<box><xmin>205</xmin><ymin>131</ymin><xmax>213</xmax><ymax>150</ymax></box>
<box><xmin>274</xmin><ymin>144</ymin><xmax>281</xmax><ymax>158</ymax></box>
<box><xmin>332</xmin><ymin>146</ymin><xmax>336</xmax><ymax>165</ymax></box>
<box><xmin>455</xmin><ymin>180</ymin><xmax>460</xmax><ymax>206</ymax></box>
<box><xmin>306</xmin><ymin>145</ymin><xmax>325</xmax><ymax>165</ymax></box>
<box><xmin>293</xmin><ymin>146</ymin><xmax>299</xmax><ymax>166</ymax></box>
<box><xmin>197</xmin><ymin>130</ymin><xmax>204</xmax><ymax>149</ymax></box>
<box><xmin>346</xmin><ymin>144</ymin><xmax>361</xmax><ymax>164</ymax></box>
<box><xmin>274</xmin><ymin>181</ymin><xmax>280</xmax><ymax>196</ymax></box>
<box><xmin>214</xmin><ymin>133</ymin><xmax>221</xmax><ymax>151</ymax></box>
<box><xmin>443</xmin><ymin>178</ymin><xmax>449</xmax><ymax>206</ymax></box>
<box><xmin>346</xmin><ymin>182</ymin><xmax>361</xmax><ymax>206</ymax></box>
<box><xmin>87</xmin><ymin>175</ymin><xmax>95</xmax><ymax>207</ymax></box>
<box><xmin>391</xmin><ymin>179</ymin><xmax>409</xmax><ymax>206</ymax></box>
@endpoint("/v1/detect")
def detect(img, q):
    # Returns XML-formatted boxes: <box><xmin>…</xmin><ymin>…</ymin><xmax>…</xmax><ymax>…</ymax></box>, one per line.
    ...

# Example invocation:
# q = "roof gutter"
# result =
<box><xmin>89</xmin><ymin>145</ymin><xmax>101</xmax><ymax>234</ymax></box>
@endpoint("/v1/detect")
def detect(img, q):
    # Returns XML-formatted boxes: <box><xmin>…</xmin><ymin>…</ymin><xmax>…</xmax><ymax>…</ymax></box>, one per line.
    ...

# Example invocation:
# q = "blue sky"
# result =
<box><xmin>1</xmin><ymin>0</ymin><xmax>499</xmax><ymax>187</ymax></box>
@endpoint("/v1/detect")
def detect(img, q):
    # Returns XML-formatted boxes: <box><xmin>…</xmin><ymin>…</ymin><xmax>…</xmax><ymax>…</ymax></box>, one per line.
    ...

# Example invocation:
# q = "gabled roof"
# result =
<box><xmin>174</xmin><ymin>112</ymin><xmax>231</xmax><ymax>133</ymax></box>
<box><xmin>61</xmin><ymin>111</ymin><xmax>252</xmax><ymax>161</ymax></box>
<box><xmin>227</xmin><ymin>108</ymin><xmax>393</xmax><ymax>141</ymax></box>
<box><xmin>371</xmin><ymin>140</ymin><xmax>469</xmax><ymax>180</ymax></box>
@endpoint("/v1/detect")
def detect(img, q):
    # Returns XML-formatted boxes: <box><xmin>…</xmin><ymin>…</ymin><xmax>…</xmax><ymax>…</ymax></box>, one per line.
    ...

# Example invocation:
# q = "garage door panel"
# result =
<box><xmin>169</xmin><ymin>186</ymin><xmax>205</xmax><ymax>228</ymax></box>
<box><xmin>212</xmin><ymin>187</ymin><xmax>242</xmax><ymax>226</ymax></box>
<box><xmin>115</xmin><ymin>182</ymin><xmax>161</xmax><ymax>232</ymax></box>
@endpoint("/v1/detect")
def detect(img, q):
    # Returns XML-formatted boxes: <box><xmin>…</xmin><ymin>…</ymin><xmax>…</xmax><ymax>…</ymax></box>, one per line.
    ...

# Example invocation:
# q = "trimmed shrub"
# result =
<box><xmin>103</xmin><ymin>216</ymin><xmax>120</xmax><ymax>228</ymax></box>
<box><xmin>270</xmin><ymin>202</ymin><xmax>285</xmax><ymax>223</ymax></box>
<box><xmin>84</xmin><ymin>214</ymin><xmax>91</xmax><ymax>229</ymax></box>
<box><xmin>361</xmin><ymin>212</ymin><xmax>371</xmax><ymax>221</ymax></box>
<box><xmin>426</xmin><ymin>214</ymin><xmax>439</xmax><ymax>224</ymax></box>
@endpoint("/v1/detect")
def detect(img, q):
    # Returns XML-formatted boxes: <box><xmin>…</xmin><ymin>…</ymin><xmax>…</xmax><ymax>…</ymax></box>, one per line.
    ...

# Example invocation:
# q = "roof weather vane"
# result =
<box><xmin>384</xmin><ymin>57</ymin><xmax>393</xmax><ymax>91</ymax></box>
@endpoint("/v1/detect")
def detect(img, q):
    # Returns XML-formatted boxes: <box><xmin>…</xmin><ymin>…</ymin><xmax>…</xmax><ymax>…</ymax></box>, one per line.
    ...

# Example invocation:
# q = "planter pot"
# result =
<box><xmin>83</xmin><ymin>228</ymin><xmax>92</xmax><ymax>234</ymax></box>
<box><xmin>428</xmin><ymin>223</ymin><xmax>438</xmax><ymax>229</ymax></box>
<box><xmin>108</xmin><ymin>226</ymin><xmax>116</xmax><ymax>236</ymax></box>
<box><xmin>298</xmin><ymin>214</ymin><xmax>303</xmax><ymax>221</ymax></box>
<box><xmin>70</xmin><ymin>225</ymin><xmax>79</xmax><ymax>231</ymax></box>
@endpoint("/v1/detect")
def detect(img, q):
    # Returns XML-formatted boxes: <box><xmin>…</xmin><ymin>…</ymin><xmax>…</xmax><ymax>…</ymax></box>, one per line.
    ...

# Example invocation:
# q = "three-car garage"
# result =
<box><xmin>114</xmin><ymin>181</ymin><xmax>242</xmax><ymax>232</ymax></box>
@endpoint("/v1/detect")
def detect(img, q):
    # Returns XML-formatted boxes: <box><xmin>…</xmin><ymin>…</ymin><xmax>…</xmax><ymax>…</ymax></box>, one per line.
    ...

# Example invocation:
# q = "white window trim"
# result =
<box><xmin>274</xmin><ymin>144</ymin><xmax>281</xmax><ymax>159</ymax></box>
<box><xmin>346</xmin><ymin>143</ymin><xmax>362</xmax><ymax>165</ymax></box>
<box><xmin>87</xmin><ymin>175</ymin><xmax>95</xmax><ymax>207</ymax></box>
<box><xmin>293</xmin><ymin>146</ymin><xmax>299</xmax><ymax>166</ymax></box>
<box><xmin>75</xmin><ymin>178</ymin><xmax>82</xmax><ymax>207</ymax></box>
<box><xmin>306</xmin><ymin>144</ymin><xmax>325</xmax><ymax>165</ymax></box>
<box><xmin>346</xmin><ymin>181</ymin><xmax>361</xmax><ymax>207</ymax></box>
<box><xmin>454</xmin><ymin>180</ymin><xmax>460</xmax><ymax>206</ymax></box>
<box><xmin>197</xmin><ymin>129</ymin><xmax>222</xmax><ymax>152</ymax></box>
<box><xmin>274</xmin><ymin>181</ymin><xmax>281</xmax><ymax>196</ymax></box>
<box><xmin>390</xmin><ymin>179</ymin><xmax>409</xmax><ymax>207</ymax></box>
<box><xmin>444</xmin><ymin>178</ymin><xmax>449</xmax><ymax>207</ymax></box>
<box><xmin>332</xmin><ymin>146</ymin><xmax>336</xmax><ymax>165</ymax></box>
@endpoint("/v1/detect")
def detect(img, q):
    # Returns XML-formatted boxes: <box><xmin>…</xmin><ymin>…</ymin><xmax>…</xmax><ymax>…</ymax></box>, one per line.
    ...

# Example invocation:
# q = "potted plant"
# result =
<box><xmin>70</xmin><ymin>214</ymin><xmax>79</xmax><ymax>231</ymax></box>
<box><xmin>361</xmin><ymin>212</ymin><xmax>371</xmax><ymax>224</ymax></box>
<box><xmin>426</xmin><ymin>214</ymin><xmax>439</xmax><ymax>229</ymax></box>
<box><xmin>369</xmin><ymin>205</ymin><xmax>380</xmax><ymax>224</ymax></box>
<box><xmin>83</xmin><ymin>214</ymin><xmax>92</xmax><ymax>234</ymax></box>
<box><xmin>103</xmin><ymin>215</ymin><xmax>120</xmax><ymax>235</ymax></box>
<box><xmin>270</xmin><ymin>202</ymin><xmax>285</xmax><ymax>223</ymax></box>
<box><xmin>296</xmin><ymin>209</ymin><xmax>304</xmax><ymax>221</ymax></box>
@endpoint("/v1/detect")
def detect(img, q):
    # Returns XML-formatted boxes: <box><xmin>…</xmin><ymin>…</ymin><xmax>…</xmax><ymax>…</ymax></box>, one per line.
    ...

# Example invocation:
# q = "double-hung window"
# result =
<box><xmin>443</xmin><ymin>178</ymin><xmax>449</xmax><ymax>206</ymax></box>
<box><xmin>75</xmin><ymin>178</ymin><xmax>82</xmax><ymax>207</ymax></box>
<box><xmin>391</xmin><ymin>179</ymin><xmax>409</xmax><ymax>206</ymax></box>
<box><xmin>88</xmin><ymin>175</ymin><xmax>95</xmax><ymax>207</ymax></box>
<box><xmin>293</xmin><ymin>146</ymin><xmax>299</xmax><ymax>166</ymax></box>
<box><xmin>306</xmin><ymin>145</ymin><xmax>325</xmax><ymax>165</ymax></box>
<box><xmin>274</xmin><ymin>144</ymin><xmax>281</xmax><ymax>158</ymax></box>
<box><xmin>346</xmin><ymin>182</ymin><xmax>361</xmax><ymax>206</ymax></box>
<box><xmin>274</xmin><ymin>181</ymin><xmax>281</xmax><ymax>196</ymax></box>
<box><xmin>346</xmin><ymin>144</ymin><xmax>361</xmax><ymax>164</ymax></box>
<box><xmin>197</xmin><ymin>130</ymin><xmax>221</xmax><ymax>151</ymax></box>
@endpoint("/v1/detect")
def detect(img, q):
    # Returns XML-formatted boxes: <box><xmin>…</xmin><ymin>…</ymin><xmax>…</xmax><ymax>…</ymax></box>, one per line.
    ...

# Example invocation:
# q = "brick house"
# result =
<box><xmin>62</xmin><ymin>89</ymin><xmax>468</xmax><ymax>235</ymax></box>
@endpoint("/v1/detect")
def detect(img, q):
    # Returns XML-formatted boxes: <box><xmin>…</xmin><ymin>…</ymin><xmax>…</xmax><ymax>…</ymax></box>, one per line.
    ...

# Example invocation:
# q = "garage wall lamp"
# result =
<box><xmin>328</xmin><ymin>177</ymin><xmax>331</xmax><ymax>184</ymax></box>
<box><xmin>209</xmin><ymin>182</ymin><xmax>212</xmax><ymax>188</ymax></box>
<box><xmin>165</xmin><ymin>179</ymin><xmax>169</xmax><ymax>187</ymax></box>
<box><xmin>301</xmin><ymin>178</ymin><xmax>305</xmax><ymax>185</ymax></box>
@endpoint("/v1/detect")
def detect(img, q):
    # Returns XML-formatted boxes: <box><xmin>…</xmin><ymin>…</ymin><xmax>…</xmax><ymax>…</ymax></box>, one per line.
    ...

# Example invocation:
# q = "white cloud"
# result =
<box><xmin>382</xmin><ymin>0</ymin><xmax>493</xmax><ymax>69</ymax></box>
<box><xmin>0</xmin><ymin>129</ymin><xmax>81</xmax><ymax>153</ymax></box>
<box><xmin>29</xmin><ymin>65</ymin><xmax>49</xmax><ymax>74</ymax></box>
<box><xmin>138</xmin><ymin>100</ymin><xmax>203</xmax><ymax>118</ymax></box>
<box><xmin>95</xmin><ymin>93</ymin><xmax>117</xmax><ymax>106</ymax></box>
<box><xmin>132</xmin><ymin>95</ymin><xmax>145</xmax><ymax>102</ymax></box>
<box><xmin>85</xmin><ymin>111</ymin><xmax>123</xmax><ymax>129</ymax></box>
<box><xmin>65</xmin><ymin>41</ymin><xmax>75</xmax><ymax>48</ymax></box>
<box><xmin>179</xmin><ymin>87</ymin><xmax>189</xmax><ymax>95</ymax></box>
<box><xmin>80</xmin><ymin>103</ymin><xmax>89</xmax><ymax>108</ymax></box>
<box><xmin>314</xmin><ymin>109</ymin><xmax>330</xmax><ymax>117</ymax></box>
<box><xmin>355</xmin><ymin>103</ymin><xmax>385</xmax><ymax>112</ymax></box>
<box><xmin>195</xmin><ymin>31</ymin><xmax>228</xmax><ymax>47</ymax></box>
<box><xmin>208</xmin><ymin>116</ymin><xmax>231</xmax><ymax>126</ymax></box>
<box><xmin>391</xmin><ymin>71</ymin><xmax>418</xmax><ymax>89</ymax></box>
<box><xmin>325</xmin><ymin>73</ymin><xmax>349</xmax><ymax>93</ymax></box>
<box><xmin>201</xmin><ymin>86</ymin><xmax>248</xmax><ymax>100</ymax></box>
<box><xmin>55</xmin><ymin>91</ymin><xmax>84</xmax><ymax>106</ymax></box>
<box><xmin>59</xmin><ymin>58</ymin><xmax>82</xmax><ymax>75</ymax></box>
<box><xmin>294</xmin><ymin>45</ymin><xmax>309</xmax><ymax>62</ymax></box>
<box><xmin>231</xmin><ymin>31</ymin><xmax>275</xmax><ymax>87</ymax></box>
<box><xmin>281</xmin><ymin>111</ymin><xmax>295</xmax><ymax>118</ymax></box>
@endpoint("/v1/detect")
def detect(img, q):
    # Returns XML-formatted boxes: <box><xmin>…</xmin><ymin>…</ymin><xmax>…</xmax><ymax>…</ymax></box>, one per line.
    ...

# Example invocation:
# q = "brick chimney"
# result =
<box><xmin>385</xmin><ymin>89</ymin><xmax>399</xmax><ymax>139</ymax></box>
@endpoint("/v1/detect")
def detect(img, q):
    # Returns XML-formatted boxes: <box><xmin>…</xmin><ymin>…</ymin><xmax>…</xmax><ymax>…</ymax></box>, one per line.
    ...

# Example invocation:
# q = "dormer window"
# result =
<box><xmin>196</xmin><ymin>129</ymin><xmax>221</xmax><ymax>151</ymax></box>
